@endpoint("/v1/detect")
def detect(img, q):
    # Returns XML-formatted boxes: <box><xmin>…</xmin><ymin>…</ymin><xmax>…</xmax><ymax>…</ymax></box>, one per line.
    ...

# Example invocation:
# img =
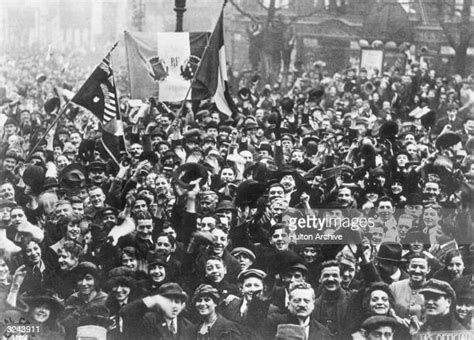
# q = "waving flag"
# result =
<box><xmin>125</xmin><ymin>31</ymin><xmax>209</xmax><ymax>102</ymax></box>
<box><xmin>72</xmin><ymin>47</ymin><xmax>124</xmax><ymax>164</ymax></box>
<box><xmin>194</xmin><ymin>10</ymin><xmax>237</xmax><ymax>117</ymax></box>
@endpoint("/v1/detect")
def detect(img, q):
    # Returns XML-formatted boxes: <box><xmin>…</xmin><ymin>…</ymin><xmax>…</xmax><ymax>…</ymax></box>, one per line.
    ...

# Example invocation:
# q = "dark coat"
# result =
<box><xmin>142</xmin><ymin>311</ymin><xmax>196</xmax><ymax>340</ymax></box>
<box><xmin>195</xmin><ymin>314</ymin><xmax>244</xmax><ymax>340</ymax></box>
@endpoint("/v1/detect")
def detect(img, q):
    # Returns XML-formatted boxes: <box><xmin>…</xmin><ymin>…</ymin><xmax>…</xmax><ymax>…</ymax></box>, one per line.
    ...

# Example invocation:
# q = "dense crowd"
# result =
<box><xmin>0</xmin><ymin>50</ymin><xmax>473</xmax><ymax>340</ymax></box>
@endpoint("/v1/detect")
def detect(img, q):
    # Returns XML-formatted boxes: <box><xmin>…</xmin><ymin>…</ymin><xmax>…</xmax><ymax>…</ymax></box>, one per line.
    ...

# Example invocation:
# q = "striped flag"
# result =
<box><xmin>72</xmin><ymin>50</ymin><xmax>124</xmax><ymax>164</ymax></box>
<box><xmin>194</xmin><ymin>10</ymin><xmax>237</xmax><ymax>117</ymax></box>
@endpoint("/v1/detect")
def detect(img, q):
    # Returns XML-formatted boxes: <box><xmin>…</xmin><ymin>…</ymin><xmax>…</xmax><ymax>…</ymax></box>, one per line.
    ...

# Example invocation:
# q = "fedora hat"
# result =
<box><xmin>158</xmin><ymin>282</ymin><xmax>188</xmax><ymax>301</ymax></box>
<box><xmin>234</xmin><ymin>180</ymin><xmax>267</xmax><ymax>207</ymax></box>
<box><xmin>376</xmin><ymin>242</ymin><xmax>405</xmax><ymax>262</ymax></box>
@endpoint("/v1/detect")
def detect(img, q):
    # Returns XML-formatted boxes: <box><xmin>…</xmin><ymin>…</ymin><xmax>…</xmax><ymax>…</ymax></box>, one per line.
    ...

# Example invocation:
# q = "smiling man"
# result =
<box><xmin>419</xmin><ymin>279</ymin><xmax>467</xmax><ymax>332</ymax></box>
<box><xmin>389</xmin><ymin>254</ymin><xmax>429</xmax><ymax>319</ymax></box>
<box><xmin>313</xmin><ymin>260</ymin><xmax>357</xmax><ymax>337</ymax></box>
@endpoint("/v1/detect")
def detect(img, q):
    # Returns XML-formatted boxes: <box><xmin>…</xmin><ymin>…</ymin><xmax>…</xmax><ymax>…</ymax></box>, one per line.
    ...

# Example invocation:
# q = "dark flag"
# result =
<box><xmin>194</xmin><ymin>10</ymin><xmax>237</xmax><ymax>118</ymax></box>
<box><xmin>72</xmin><ymin>50</ymin><xmax>124</xmax><ymax>164</ymax></box>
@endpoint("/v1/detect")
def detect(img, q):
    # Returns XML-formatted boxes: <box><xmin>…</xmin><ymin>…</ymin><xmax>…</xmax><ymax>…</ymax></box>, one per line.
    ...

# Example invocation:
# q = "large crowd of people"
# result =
<box><xmin>0</xmin><ymin>48</ymin><xmax>473</xmax><ymax>340</ymax></box>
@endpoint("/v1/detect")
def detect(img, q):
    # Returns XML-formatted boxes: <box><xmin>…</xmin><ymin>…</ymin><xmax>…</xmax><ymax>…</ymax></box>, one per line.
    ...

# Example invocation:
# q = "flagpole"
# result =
<box><xmin>26</xmin><ymin>99</ymin><xmax>72</xmax><ymax>162</ymax></box>
<box><xmin>26</xmin><ymin>41</ymin><xmax>120</xmax><ymax>162</ymax></box>
<box><xmin>175</xmin><ymin>0</ymin><xmax>228</xmax><ymax>119</ymax></box>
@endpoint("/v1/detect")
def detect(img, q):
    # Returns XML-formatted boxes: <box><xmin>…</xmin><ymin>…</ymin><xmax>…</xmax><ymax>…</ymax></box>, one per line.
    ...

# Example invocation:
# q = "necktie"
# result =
<box><xmin>169</xmin><ymin>319</ymin><xmax>176</xmax><ymax>335</ymax></box>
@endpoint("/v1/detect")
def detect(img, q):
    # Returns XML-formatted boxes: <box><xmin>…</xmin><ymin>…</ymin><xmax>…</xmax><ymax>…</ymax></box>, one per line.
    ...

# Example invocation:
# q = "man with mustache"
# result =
<box><xmin>418</xmin><ymin>279</ymin><xmax>467</xmax><ymax>332</ymax></box>
<box><xmin>313</xmin><ymin>260</ymin><xmax>358</xmax><ymax>338</ymax></box>
<box><xmin>389</xmin><ymin>254</ymin><xmax>429</xmax><ymax>320</ymax></box>
<box><xmin>249</xmin><ymin>282</ymin><xmax>331</xmax><ymax>340</ymax></box>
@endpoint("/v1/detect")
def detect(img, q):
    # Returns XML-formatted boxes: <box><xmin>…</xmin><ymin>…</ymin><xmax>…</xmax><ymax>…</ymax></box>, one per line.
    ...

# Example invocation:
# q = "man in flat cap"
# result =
<box><xmin>418</xmin><ymin>278</ymin><xmax>466</xmax><ymax>332</ymax></box>
<box><xmin>360</xmin><ymin>316</ymin><xmax>400</xmax><ymax>340</ymax></box>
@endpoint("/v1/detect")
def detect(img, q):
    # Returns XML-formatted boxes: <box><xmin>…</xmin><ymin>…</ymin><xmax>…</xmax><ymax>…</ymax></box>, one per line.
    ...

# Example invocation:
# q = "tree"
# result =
<box><xmin>228</xmin><ymin>0</ymin><xmax>320</xmax><ymax>82</ymax></box>
<box><xmin>436</xmin><ymin>0</ymin><xmax>473</xmax><ymax>76</ymax></box>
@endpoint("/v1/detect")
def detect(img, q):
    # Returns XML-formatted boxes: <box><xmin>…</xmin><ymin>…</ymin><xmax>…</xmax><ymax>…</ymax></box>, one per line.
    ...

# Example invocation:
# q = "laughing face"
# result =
<box><xmin>149</xmin><ymin>263</ymin><xmax>166</xmax><ymax>283</ymax></box>
<box><xmin>369</xmin><ymin>290</ymin><xmax>390</xmax><ymax>315</ymax></box>
<box><xmin>408</xmin><ymin>258</ymin><xmax>429</xmax><ymax>286</ymax></box>
<box><xmin>66</xmin><ymin>221</ymin><xmax>81</xmax><ymax>241</ymax></box>
<box><xmin>25</xmin><ymin>241</ymin><xmax>42</xmax><ymax>265</ymax></box>
<box><xmin>205</xmin><ymin>259</ymin><xmax>226</xmax><ymax>283</ymax></box>
<box><xmin>33</xmin><ymin>304</ymin><xmax>51</xmax><ymax>323</ymax></box>
<box><xmin>211</xmin><ymin>228</ymin><xmax>228</xmax><ymax>257</ymax></box>
<box><xmin>319</xmin><ymin>266</ymin><xmax>341</xmax><ymax>292</ymax></box>
<box><xmin>58</xmin><ymin>249</ymin><xmax>79</xmax><ymax>271</ymax></box>
<box><xmin>269</xmin><ymin>228</ymin><xmax>290</xmax><ymax>251</ymax></box>
<box><xmin>195</xmin><ymin>295</ymin><xmax>217</xmax><ymax>317</ymax></box>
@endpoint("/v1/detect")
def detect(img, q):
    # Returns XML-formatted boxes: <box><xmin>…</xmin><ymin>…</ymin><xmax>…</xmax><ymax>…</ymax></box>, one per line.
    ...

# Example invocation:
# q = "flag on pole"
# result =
<box><xmin>72</xmin><ymin>50</ymin><xmax>124</xmax><ymax>164</ymax></box>
<box><xmin>194</xmin><ymin>11</ymin><xmax>237</xmax><ymax>118</ymax></box>
<box><xmin>124</xmin><ymin>31</ymin><xmax>209</xmax><ymax>102</ymax></box>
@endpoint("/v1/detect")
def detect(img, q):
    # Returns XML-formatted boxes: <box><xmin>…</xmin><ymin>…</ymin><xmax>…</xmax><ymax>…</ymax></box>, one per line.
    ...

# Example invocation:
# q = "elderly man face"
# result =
<box><xmin>288</xmin><ymin>287</ymin><xmax>315</xmax><ymax>320</ymax></box>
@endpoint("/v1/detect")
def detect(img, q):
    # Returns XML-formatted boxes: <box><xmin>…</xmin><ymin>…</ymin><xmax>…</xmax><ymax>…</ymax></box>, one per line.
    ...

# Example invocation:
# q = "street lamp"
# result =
<box><xmin>174</xmin><ymin>0</ymin><xmax>186</xmax><ymax>32</ymax></box>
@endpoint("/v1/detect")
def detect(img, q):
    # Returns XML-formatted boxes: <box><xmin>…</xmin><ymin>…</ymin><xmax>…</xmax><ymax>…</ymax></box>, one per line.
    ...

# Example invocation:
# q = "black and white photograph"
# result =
<box><xmin>0</xmin><ymin>0</ymin><xmax>473</xmax><ymax>339</ymax></box>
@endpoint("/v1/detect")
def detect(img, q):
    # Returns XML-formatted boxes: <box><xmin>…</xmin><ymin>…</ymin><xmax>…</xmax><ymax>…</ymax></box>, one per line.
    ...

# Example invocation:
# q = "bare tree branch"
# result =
<box><xmin>256</xmin><ymin>0</ymin><xmax>269</xmax><ymax>11</ymax></box>
<box><xmin>228</xmin><ymin>0</ymin><xmax>258</xmax><ymax>23</ymax></box>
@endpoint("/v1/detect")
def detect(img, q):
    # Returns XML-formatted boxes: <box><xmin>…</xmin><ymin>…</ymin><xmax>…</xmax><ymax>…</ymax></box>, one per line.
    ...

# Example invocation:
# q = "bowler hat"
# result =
<box><xmin>376</xmin><ymin>242</ymin><xmax>405</xmax><ymax>262</ymax></box>
<box><xmin>88</xmin><ymin>161</ymin><xmax>107</xmax><ymax>173</ymax></box>
<box><xmin>158</xmin><ymin>282</ymin><xmax>188</xmax><ymax>301</ymax></box>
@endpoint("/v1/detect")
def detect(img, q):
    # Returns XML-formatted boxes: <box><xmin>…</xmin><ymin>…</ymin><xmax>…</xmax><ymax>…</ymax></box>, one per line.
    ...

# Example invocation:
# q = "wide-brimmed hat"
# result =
<box><xmin>376</xmin><ymin>242</ymin><xmax>406</xmax><ymax>263</ymax></box>
<box><xmin>234</xmin><ymin>180</ymin><xmax>267</xmax><ymax>207</ymax></box>
<box><xmin>23</xmin><ymin>290</ymin><xmax>64</xmax><ymax>316</ymax></box>
<box><xmin>106</xmin><ymin>266</ymin><xmax>136</xmax><ymax>290</ymax></box>
<box><xmin>158</xmin><ymin>282</ymin><xmax>188</xmax><ymax>301</ymax></box>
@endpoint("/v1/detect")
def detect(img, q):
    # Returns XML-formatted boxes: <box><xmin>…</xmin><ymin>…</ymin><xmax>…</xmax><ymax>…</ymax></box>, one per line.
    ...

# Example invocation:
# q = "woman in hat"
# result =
<box><xmin>454</xmin><ymin>289</ymin><xmax>473</xmax><ymax>329</ymax></box>
<box><xmin>17</xmin><ymin>291</ymin><xmax>66</xmax><ymax>340</ymax></box>
<box><xmin>137</xmin><ymin>251</ymin><xmax>170</xmax><ymax>295</ymax></box>
<box><xmin>345</xmin><ymin>282</ymin><xmax>410</xmax><ymax>340</ymax></box>
<box><xmin>105</xmin><ymin>266</ymin><xmax>140</xmax><ymax>340</ymax></box>
<box><xmin>192</xmin><ymin>283</ymin><xmax>243</xmax><ymax>340</ymax></box>
<box><xmin>60</xmin><ymin>261</ymin><xmax>108</xmax><ymax>340</ymax></box>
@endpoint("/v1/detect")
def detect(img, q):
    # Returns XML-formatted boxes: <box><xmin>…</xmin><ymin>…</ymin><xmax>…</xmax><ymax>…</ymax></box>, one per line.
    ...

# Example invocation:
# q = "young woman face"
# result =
<box><xmin>112</xmin><ymin>284</ymin><xmax>131</xmax><ymax>303</ymax></box>
<box><xmin>0</xmin><ymin>258</ymin><xmax>10</xmax><ymax>281</ymax></box>
<box><xmin>195</xmin><ymin>295</ymin><xmax>217</xmax><ymax>317</ymax></box>
<box><xmin>369</xmin><ymin>290</ymin><xmax>390</xmax><ymax>315</ymax></box>
<box><xmin>66</xmin><ymin>222</ymin><xmax>81</xmax><ymax>241</ymax></box>
<box><xmin>77</xmin><ymin>274</ymin><xmax>95</xmax><ymax>296</ymax></box>
<box><xmin>32</xmin><ymin>304</ymin><xmax>51</xmax><ymax>323</ymax></box>
<box><xmin>149</xmin><ymin>264</ymin><xmax>166</xmax><ymax>283</ymax></box>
